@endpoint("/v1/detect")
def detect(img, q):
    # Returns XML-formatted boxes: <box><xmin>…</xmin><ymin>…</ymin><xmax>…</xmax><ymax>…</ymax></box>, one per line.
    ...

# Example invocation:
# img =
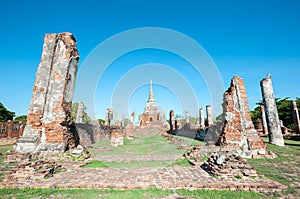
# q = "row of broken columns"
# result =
<box><xmin>169</xmin><ymin>105</ymin><xmax>214</xmax><ymax>132</ymax></box>
<box><xmin>169</xmin><ymin>74</ymin><xmax>300</xmax><ymax>147</ymax></box>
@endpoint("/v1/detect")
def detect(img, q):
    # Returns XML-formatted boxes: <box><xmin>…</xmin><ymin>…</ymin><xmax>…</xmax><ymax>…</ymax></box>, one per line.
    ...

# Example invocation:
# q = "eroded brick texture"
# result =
<box><xmin>218</xmin><ymin>76</ymin><xmax>266</xmax><ymax>157</ymax></box>
<box><xmin>16</xmin><ymin>32</ymin><xmax>79</xmax><ymax>154</ymax></box>
<box><xmin>260</xmin><ymin>75</ymin><xmax>284</xmax><ymax>146</ymax></box>
<box><xmin>110</xmin><ymin>129</ymin><xmax>124</xmax><ymax>146</ymax></box>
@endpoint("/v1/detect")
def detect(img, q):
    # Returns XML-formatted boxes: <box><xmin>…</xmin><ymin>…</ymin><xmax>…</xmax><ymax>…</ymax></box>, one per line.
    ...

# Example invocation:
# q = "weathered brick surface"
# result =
<box><xmin>110</xmin><ymin>129</ymin><xmax>124</xmax><ymax>146</ymax></box>
<box><xmin>260</xmin><ymin>75</ymin><xmax>284</xmax><ymax>146</ymax></box>
<box><xmin>218</xmin><ymin>76</ymin><xmax>266</xmax><ymax>157</ymax></box>
<box><xmin>2</xmin><ymin>160</ymin><xmax>61</xmax><ymax>188</ymax></box>
<box><xmin>3</xmin><ymin>165</ymin><xmax>285</xmax><ymax>192</ymax></box>
<box><xmin>201</xmin><ymin>151</ymin><xmax>258</xmax><ymax>178</ymax></box>
<box><xmin>16</xmin><ymin>32</ymin><xmax>79</xmax><ymax>154</ymax></box>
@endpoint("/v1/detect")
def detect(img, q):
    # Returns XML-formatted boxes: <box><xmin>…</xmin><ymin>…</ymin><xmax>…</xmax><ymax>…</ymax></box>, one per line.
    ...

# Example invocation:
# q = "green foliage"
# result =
<box><xmin>276</xmin><ymin>97</ymin><xmax>299</xmax><ymax>129</ymax></box>
<box><xmin>14</xmin><ymin>115</ymin><xmax>27</xmax><ymax>123</ymax></box>
<box><xmin>71</xmin><ymin>102</ymin><xmax>91</xmax><ymax>123</ymax></box>
<box><xmin>250</xmin><ymin>100</ymin><xmax>263</xmax><ymax>127</ymax></box>
<box><xmin>97</xmin><ymin>118</ymin><xmax>105</xmax><ymax>125</ymax></box>
<box><xmin>123</xmin><ymin>118</ymin><xmax>130</xmax><ymax>127</ymax></box>
<box><xmin>234</xmin><ymin>174</ymin><xmax>242</xmax><ymax>179</ymax></box>
<box><xmin>215</xmin><ymin>113</ymin><xmax>223</xmax><ymax>122</ymax></box>
<box><xmin>251</xmin><ymin>98</ymin><xmax>300</xmax><ymax>129</ymax></box>
<box><xmin>0</xmin><ymin>103</ymin><xmax>15</xmax><ymax>122</ymax></box>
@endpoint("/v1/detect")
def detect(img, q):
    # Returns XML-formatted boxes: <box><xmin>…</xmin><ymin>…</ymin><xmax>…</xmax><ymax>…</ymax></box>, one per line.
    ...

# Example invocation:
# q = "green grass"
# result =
<box><xmin>89</xmin><ymin>136</ymin><xmax>185</xmax><ymax>156</ymax></box>
<box><xmin>0</xmin><ymin>188</ymin><xmax>264</xmax><ymax>199</ymax></box>
<box><xmin>0</xmin><ymin>144</ymin><xmax>14</xmax><ymax>182</ymax></box>
<box><xmin>82</xmin><ymin>158</ymin><xmax>191</xmax><ymax>168</ymax></box>
<box><xmin>0</xmin><ymin>144</ymin><xmax>13</xmax><ymax>163</ymax></box>
<box><xmin>173</xmin><ymin>135</ymin><xmax>204</xmax><ymax>146</ymax></box>
<box><xmin>248</xmin><ymin>138</ymin><xmax>300</xmax><ymax>198</ymax></box>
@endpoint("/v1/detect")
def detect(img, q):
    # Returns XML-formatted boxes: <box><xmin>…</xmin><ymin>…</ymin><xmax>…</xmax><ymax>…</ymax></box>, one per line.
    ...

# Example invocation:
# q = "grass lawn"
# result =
<box><xmin>82</xmin><ymin>158</ymin><xmax>191</xmax><ymax>168</ymax></box>
<box><xmin>0</xmin><ymin>144</ymin><xmax>14</xmax><ymax>182</ymax></box>
<box><xmin>0</xmin><ymin>135</ymin><xmax>299</xmax><ymax>198</ymax></box>
<box><xmin>89</xmin><ymin>135</ymin><xmax>186</xmax><ymax>155</ymax></box>
<box><xmin>248</xmin><ymin>136</ymin><xmax>300</xmax><ymax>198</ymax></box>
<box><xmin>0</xmin><ymin>188</ymin><xmax>264</xmax><ymax>199</ymax></box>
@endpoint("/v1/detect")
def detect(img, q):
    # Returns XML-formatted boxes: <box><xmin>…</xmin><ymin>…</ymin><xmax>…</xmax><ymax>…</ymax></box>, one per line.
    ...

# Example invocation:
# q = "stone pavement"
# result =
<box><xmin>24</xmin><ymin>165</ymin><xmax>285</xmax><ymax>192</ymax></box>
<box><xmin>95</xmin><ymin>154</ymin><xmax>183</xmax><ymax>162</ymax></box>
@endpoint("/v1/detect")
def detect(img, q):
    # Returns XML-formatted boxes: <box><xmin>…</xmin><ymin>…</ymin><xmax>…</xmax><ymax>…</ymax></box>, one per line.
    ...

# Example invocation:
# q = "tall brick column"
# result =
<box><xmin>75</xmin><ymin>101</ymin><xmax>84</xmax><ymax>123</ymax></box>
<box><xmin>7</xmin><ymin>120</ymin><xmax>13</xmax><ymax>137</ymax></box>
<box><xmin>292</xmin><ymin>101</ymin><xmax>300</xmax><ymax>134</ymax></box>
<box><xmin>206</xmin><ymin>105</ymin><xmax>213</xmax><ymax>126</ymax></box>
<box><xmin>199</xmin><ymin>108</ymin><xmax>205</xmax><ymax>129</ymax></box>
<box><xmin>260</xmin><ymin>105</ymin><xmax>268</xmax><ymax>135</ymax></box>
<box><xmin>169</xmin><ymin>110</ymin><xmax>175</xmax><ymax>132</ymax></box>
<box><xmin>185</xmin><ymin>111</ymin><xmax>189</xmax><ymax>123</ymax></box>
<box><xmin>16</xmin><ymin>32</ymin><xmax>79</xmax><ymax>153</ymax></box>
<box><xmin>260</xmin><ymin>74</ymin><xmax>284</xmax><ymax>146</ymax></box>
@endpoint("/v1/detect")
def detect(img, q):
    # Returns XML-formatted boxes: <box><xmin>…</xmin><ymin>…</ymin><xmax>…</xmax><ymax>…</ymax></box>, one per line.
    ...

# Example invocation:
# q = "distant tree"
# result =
<box><xmin>97</xmin><ymin>118</ymin><xmax>105</xmax><ymax>125</ymax></box>
<box><xmin>250</xmin><ymin>100</ymin><xmax>264</xmax><ymax>127</ymax></box>
<box><xmin>189</xmin><ymin>116</ymin><xmax>197</xmax><ymax>124</ymax></box>
<box><xmin>0</xmin><ymin>103</ymin><xmax>15</xmax><ymax>122</ymax></box>
<box><xmin>71</xmin><ymin>102</ymin><xmax>91</xmax><ymax>123</ymax></box>
<box><xmin>251</xmin><ymin>97</ymin><xmax>300</xmax><ymax>129</ymax></box>
<box><xmin>124</xmin><ymin>118</ymin><xmax>130</xmax><ymax>127</ymax></box>
<box><xmin>174</xmin><ymin>114</ymin><xmax>182</xmax><ymax>120</ymax></box>
<box><xmin>215</xmin><ymin>113</ymin><xmax>223</xmax><ymax>122</ymax></box>
<box><xmin>14</xmin><ymin>115</ymin><xmax>27</xmax><ymax>123</ymax></box>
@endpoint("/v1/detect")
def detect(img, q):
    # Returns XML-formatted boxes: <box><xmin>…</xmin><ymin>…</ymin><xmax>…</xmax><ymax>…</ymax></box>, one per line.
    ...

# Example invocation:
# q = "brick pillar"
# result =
<box><xmin>18</xmin><ymin>121</ymin><xmax>25</xmax><ymax>137</ymax></box>
<box><xmin>260</xmin><ymin>74</ymin><xmax>284</xmax><ymax>146</ymax></box>
<box><xmin>169</xmin><ymin>110</ymin><xmax>175</xmax><ymax>131</ymax></box>
<box><xmin>185</xmin><ymin>111</ymin><xmax>189</xmax><ymax>123</ymax></box>
<box><xmin>292</xmin><ymin>101</ymin><xmax>300</xmax><ymax>134</ymax></box>
<box><xmin>199</xmin><ymin>108</ymin><xmax>205</xmax><ymax>129</ymax></box>
<box><xmin>105</xmin><ymin>108</ymin><xmax>109</xmax><ymax>125</ymax></box>
<box><xmin>7</xmin><ymin>120</ymin><xmax>13</xmax><ymax>137</ymax></box>
<box><xmin>121</xmin><ymin>114</ymin><xmax>125</xmax><ymax>128</ymax></box>
<box><xmin>131</xmin><ymin>112</ymin><xmax>135</xmax><ymax>124</ymax></box>
<box><xmin>16</xmin><ymin>32</ymin><xmax>80</xmax><ymax>153</ymax></box>
<box><xmin>206</xmin><ymin>105</ymin><xmax>213</xmax><ymax>127</ymax></box>
<box><xmin>75</xmin><ymin>101</ymin><xmax>84</xmax><ymax>123</ymax></box>
<box><xmin>260</xmin><ymin>105</ymin><xmax>268</xmax><ymax>135</ymax></box>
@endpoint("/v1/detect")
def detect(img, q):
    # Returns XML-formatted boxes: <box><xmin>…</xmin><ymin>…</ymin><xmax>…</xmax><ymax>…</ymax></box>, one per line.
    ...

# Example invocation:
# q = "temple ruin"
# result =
<box><xmin>139</xmin><ymin>80</ymin><xmax>164</xmax><ymax>128</ymax></box>
<box><xmin>15</xmin><ymin>32</ymin><xmax>79</xmax><ymax>154</ymax></box>
<box><xmin>218</xmin><ymin>76</ymin><xmax>266</xmax><ymax>157</ymax></box>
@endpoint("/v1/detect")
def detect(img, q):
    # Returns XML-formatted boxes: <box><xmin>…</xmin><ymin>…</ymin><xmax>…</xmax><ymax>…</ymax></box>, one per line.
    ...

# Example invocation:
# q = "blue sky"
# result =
<box><xmin>0</xmin><ymin>0</ymin><xmax>299</xmax><ymax>120</ymax></box>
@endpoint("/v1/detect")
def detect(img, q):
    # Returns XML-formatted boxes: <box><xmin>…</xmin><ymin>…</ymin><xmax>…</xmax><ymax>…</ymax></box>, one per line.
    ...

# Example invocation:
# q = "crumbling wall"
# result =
<box><xmin>16</xmin><ymin>32</ymin><xmax>79</xmax><ymax>154</ymax></box>
<box><xmin>75</xmin><ymin>121</ymin><xmax>110</xmax><ymax>147</ymax></box>
<box><xmin>218</xmin><ymin>76</ymin><xmax>266</xmax><ymax>157</ymax></box>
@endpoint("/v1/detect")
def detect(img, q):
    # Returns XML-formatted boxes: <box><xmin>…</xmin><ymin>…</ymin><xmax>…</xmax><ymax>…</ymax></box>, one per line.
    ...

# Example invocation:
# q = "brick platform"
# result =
<box><xmin>1</xmin><ymin>164</ymin><xmax>286</xmax><ymax>192</ymax></box>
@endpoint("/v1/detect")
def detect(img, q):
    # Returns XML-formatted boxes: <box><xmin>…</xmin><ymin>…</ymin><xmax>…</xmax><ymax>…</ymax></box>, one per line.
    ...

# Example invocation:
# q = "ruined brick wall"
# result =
<box><xmin>16</xmin><ymin>32</ymin><xmax>79</xmax><ymax>154</ymax></box>
<box><xmin>110</xmin><ymin>129</ymin><xmax>124</xmax><ymax>146</ymax></box>
<box><xmin>75</xmin><ymin>121</ymin><xmax>110</xmax><ymax>147</ymax></box>
<box><xmin>0</xmin><ymin>121</ymin><xmax>25</xmax><ymax>138</ymax></box>
<box><xmin>218</xmin><ymin>76</ymin><xmax>265</xmax><ymax>156</ymax></box>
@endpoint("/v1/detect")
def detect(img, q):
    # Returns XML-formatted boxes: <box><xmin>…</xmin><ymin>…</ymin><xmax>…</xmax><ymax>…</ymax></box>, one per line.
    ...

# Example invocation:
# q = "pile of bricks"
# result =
<box><xmin>2</xmin><ymin>160</ymin><xmax>62</xmax><ymax>188</ymax></box>
<box><xmin>201</xmin><ymin>151</ymin><xmax>258</xmax><ymax>178</ymax></box>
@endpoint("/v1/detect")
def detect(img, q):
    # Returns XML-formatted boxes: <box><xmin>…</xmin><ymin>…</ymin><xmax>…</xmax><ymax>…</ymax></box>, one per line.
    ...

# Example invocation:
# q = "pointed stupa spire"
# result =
<box><xmin>148</xmin><ymin>79</ymin><xmax>156</xmax><ymax>103</ymax></box>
